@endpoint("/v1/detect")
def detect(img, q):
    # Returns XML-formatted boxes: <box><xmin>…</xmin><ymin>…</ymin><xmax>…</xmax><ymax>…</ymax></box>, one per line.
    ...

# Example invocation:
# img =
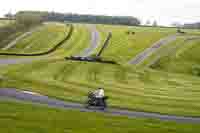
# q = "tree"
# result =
<box><xmin>145</xmin><ymin>20</ymin><xmax>151</xmax><ymax>25</ymax></box>
<box><xmin>15</xmin><ymin>11</ymin><xmax>43</xmax><ymax>29</ymax></box>
<box><xmin>4</xmin><ymin>12</ymin><xmax>14</xmax><ymax>19</ymax></box>
<box><xmin>171</xmin><ymin>22</ymin><xmax>182</xmax><ymax>28</ymax></box>
<box><xmin>4</xmin><ymin>12</ymin><xmax>14</xmax><ymax>24</ymax></box>
<box><xmin>183</xmin><ymin>22</ymin><xmax>200</xmax><ymax>29</ymax></box>
<box><xmin>153</xmin><ymin>20</ymin><xmax>158</xmax><ymax>27</ymax></box>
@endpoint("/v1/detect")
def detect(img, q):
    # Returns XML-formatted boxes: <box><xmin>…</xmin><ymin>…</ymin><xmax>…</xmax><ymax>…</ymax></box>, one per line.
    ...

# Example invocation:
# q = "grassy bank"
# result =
<box><xmin>0</xmin><ymin>100</ymin><xmax>199</xmax><ymax>133</ymax></box>
<box><xmin>0</xmin><ymin>20</ymin><xmax>13</xmax><ymax>27</ymax></box>
<box><xmin>1</xmin><ymin>59</ymin><xmax>200</xmax><ymax>116</ymax></box>
<box><xmin>139</xmin><ymin>35</ymin><xmax>187</xmax><ymax>67</ymax></box>
<box><xmin>3</xmin><ymin>23</ymin><xmax>68</xmax><ymax>53</ymax></box>
<box><xmin>150</xmin><ymin>38</ymin><xmax>200</xmax><ymax>76</ymax></box>
<box><xmin>50</xmin><ymin>24</ymin><xmax>90</xmax><ymax>57</ymax></box>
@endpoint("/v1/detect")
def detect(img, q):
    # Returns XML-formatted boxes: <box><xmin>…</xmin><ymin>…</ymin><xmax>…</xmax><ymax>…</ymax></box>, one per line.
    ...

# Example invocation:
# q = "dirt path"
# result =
<box><xmin>78</xmin><ymin>25</ymin><xmax>100</xmax><ymax>57</ymax></box>
<box><xmin>2</xmin><ymin>27</ymin><xmax>41</xmax><ymax>50</ymax></box>
<box><xmin>0</xmin><ymin>88</ymin><xmax>200</xmax><ymax>123</ymax></box>
<box><xmin>129</xmin><ymin>34</ymin><xmax>178</xmax><ymax>65</ymax></box>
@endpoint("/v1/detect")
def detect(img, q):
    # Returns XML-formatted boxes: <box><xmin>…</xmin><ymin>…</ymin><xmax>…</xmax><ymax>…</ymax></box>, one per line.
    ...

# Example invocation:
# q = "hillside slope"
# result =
<box><xmin>96</xmin><ymin>25</ymin><xmax>176</xmax><ymax>63</ymax></box>
<box><xmin>150</xmin><ymin>37</ymin><xmax>200</xmax><ymax>76</ymax></box>
<box><xmin>1</xmin><ymin>59</ymin><xmax>200</xmax><ymax>116</ymax></box>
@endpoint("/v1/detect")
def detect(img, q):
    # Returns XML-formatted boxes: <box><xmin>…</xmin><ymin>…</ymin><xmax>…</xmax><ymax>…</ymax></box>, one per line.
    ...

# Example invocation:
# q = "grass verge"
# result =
<box><xmin>0</xmin><ymin>100</ymin><xmax>200</xmax><ymax>133</ymax></box>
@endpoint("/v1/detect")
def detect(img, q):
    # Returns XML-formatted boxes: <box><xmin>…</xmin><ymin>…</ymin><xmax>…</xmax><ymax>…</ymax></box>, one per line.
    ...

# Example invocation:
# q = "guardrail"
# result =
<box><xmin>0</xmin><ymin>24</ymin><xmax>74</xmax><ymax>56</ymax></box>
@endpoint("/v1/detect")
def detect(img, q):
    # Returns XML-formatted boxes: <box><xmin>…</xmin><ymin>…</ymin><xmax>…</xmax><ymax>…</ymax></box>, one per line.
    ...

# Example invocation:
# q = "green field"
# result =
<box><xmin>139</xmin><ymin>35</ymin><xmax>187</xmax><ymax>67</ymax></box>
<box><xmin>2</xmin><ymin>23</ymin><xmax>68</xmax><ymax>53</ymax></box>
<box><xmin>0</xmin><ymin>20</ymin><xmax>9</xmax><ymax>27</ymax></box>
<box><xmin>95</xmin><ymin>25</ymin><xmax>176</xmax><ymax>63</ymax></box>
<box><xmin>149</xmin><ymin>38</ymin><xmax>200</xmax><ymax>76</ymax></box>
<box><xmin>1</xmin><ymin>23</ymin><xmax>200</xmax><ymax>131</ymax></box>
<box><xmin>0</xmin><ymin>23</ymin><xmax>91</xmax><ymax>58</ymax></box>
<box><xmin>0</xmin><ymin>20</ymin><xmax>14</xmax><ymax>27</ymax></box>
<box><xmin>0</xmin><ymin>100</ymin><xmax>199</xmax><ymax>133</ymax></box>
<box><xmin>183</xmin><ymin>28</ymin><xmax>200</xmax><ymax>35</ymax></box>
<box><xmin>0</xmin><ymin>21</ymin><xmax>25</xmax><ymax>49</ymax></box>
<box><xmin>50</xmin><ymin>24</ymin><xmax>90</xmax><ymax>57</ymax></box>
<box><xmin>2</xmin><ymin>58</ymin><xmax>200</xmax><ymax>116</ymax></box>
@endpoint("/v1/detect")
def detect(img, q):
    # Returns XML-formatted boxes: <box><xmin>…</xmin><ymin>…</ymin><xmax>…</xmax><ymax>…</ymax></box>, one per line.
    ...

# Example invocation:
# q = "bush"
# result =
<box><xmin>16</xmin><ymin>12</ymin><xmax>43</xmax><ymax>28</ymax></box>
<box><xmin>192</xmin><ymin>65</ymin><xmax>200</xmax><ymax>76</ymax></box>
<box><xmin>150</xmin><ymin>56</ymin><xmax>171</xmax><ymax>69</ymax></box>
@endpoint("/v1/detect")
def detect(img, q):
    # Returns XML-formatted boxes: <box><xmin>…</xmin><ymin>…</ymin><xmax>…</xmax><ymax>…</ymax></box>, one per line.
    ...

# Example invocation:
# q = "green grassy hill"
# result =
<box><xmin>51</xmin><ymin>24</ymin><xmax>90</xmax><ymax>57</ymax></box>
<box><xmin>139</xmin><ymin>35</ymin><xmax>187</xmax><ymax>67</ymax></box>
<box><xmin>0</xmin><ymin>20</ymin><xmax>25</xmax><ymax>49</ymax></box>
<box><xmin>1</xmin><ymin>23</ymin><xmax>200</xmax><ymax>132</ymax></box>
<box><xmin>0</xmin><ymin>20</ymin><xmax>12</xmax><ymax>27</ymax></box>
<box><xmin>1</xmin><ymin>24</ymin><xmax>200</xmax><ymax>117</ymax></box>
<box><xmin>0</xmin><ymin>23</ymin><xmax>91</xmax><ymax>58</ymax></box>
<box><xmin>2</xmin><ymin>59</ymin><xmax>200</xmax><ymax>116</ymax></box>
<box><xmin>96</xmin><ymin>25</ymin><xmax>176</xmax><ymax>63</ymax></box>
<box><xmin>149</xmin><ymin>37</ymin><xmax>200</xmax><ymax>76</ymax></box>
<box><xmin>2</xmin><ymin>23</ymin><xmax>68</xmax><ymax>53</ymax></box>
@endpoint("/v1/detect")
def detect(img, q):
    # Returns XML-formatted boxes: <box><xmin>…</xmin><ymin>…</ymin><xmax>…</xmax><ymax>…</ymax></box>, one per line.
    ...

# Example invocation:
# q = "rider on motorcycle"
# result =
<box><xmin>94</xmin><ymin>88</ymin><xmax>106</xmax><ymax>107</ymax></box>
<box><xmin>94</xmin><ymin>88</ymin><xmax>104</xmax><ymax>98</ymax></box>
<box><xmin>85</xmin><ymin>87</ymin><xmax>108</xmax><ymax>109</ymax></box>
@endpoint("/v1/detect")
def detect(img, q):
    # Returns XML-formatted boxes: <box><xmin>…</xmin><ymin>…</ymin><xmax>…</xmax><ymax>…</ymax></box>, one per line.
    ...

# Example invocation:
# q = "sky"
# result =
<box><xmin>0</xmin><ymin>0</ymin><xmax>199</xmax><ymax>26</ymax></box>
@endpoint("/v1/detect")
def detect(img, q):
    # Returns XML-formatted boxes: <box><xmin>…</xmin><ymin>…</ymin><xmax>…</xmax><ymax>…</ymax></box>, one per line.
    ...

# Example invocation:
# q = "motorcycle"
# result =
<box><xmin>85</xmin><ymin>91</ymin><xmax>108</xmax><ymax>110</ymax></box>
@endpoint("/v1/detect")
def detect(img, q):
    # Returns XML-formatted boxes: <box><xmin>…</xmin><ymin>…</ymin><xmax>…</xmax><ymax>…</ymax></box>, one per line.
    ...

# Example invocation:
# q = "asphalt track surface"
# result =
<box><xmin>78</xmin><ymin>25</ymin><xmax>100</xmax><ymax>57</ymax></box>
<box><xmin>129</xmin><ymin>34</ymin><xmax>178</xmax><ymax>65</ymax></box>
<box><xmin>0</xmin><ymin>88</ymin><xmax>200</xmax><ymax>123</ymax></box>
<box><xmin>0</xmin><ymin>57</ymin><xmax>48</xmax><ymax>66</ymax></box>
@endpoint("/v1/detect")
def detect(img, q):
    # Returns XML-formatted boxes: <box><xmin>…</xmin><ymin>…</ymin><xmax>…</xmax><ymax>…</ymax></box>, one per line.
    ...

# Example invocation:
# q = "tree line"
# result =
<box><xmin>183</xmin><ymin>22</ymin><xmax>200</xmax><ymax>29</ymax></box>
<box><xmin>11</xmin><ymin>11</ymin><xmax>141</xmax><ymax>26</ymax></box>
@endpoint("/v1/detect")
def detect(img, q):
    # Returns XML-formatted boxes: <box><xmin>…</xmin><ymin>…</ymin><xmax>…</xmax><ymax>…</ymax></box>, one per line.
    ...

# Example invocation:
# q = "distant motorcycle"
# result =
<box><xmin>85</xmin><ymin>91</ymin><xmax>108</xmax><ymax>110</ymax></box>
